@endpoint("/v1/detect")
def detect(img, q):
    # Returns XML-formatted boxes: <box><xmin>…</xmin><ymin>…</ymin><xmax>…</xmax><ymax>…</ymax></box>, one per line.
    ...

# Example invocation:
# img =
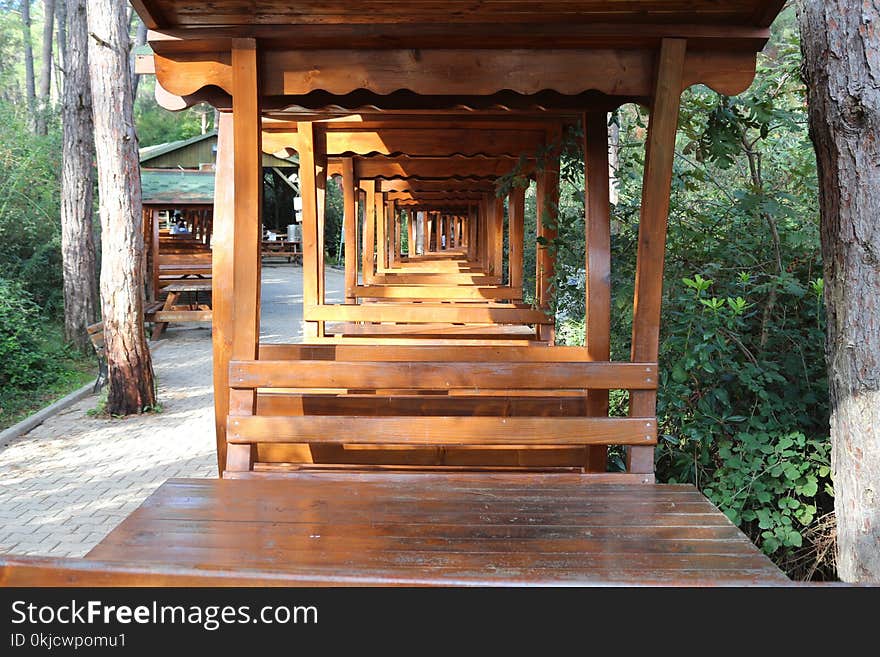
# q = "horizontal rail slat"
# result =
<box><xmin>227</xmin><ymin>416</ymin><xmax>657</xmax><ymax>446</ymax></box>
<box><xmin>230</xmin><ymin>360</ymin><xmax>657</xmax><ymax>390</ymax></box>
<box><xmin>258</xmin><ymin>343</ymin><xmax>648</xmax><ymax>363</ymax></box>
<box><xmin>304</xmin><ymin>303</ymin><xmax>552</xmax><ymax>324</ymax></box>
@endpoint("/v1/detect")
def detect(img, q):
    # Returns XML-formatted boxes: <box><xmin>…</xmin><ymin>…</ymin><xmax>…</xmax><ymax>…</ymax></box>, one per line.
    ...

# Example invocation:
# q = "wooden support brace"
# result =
<box><xmin>628</xmin><ymin>38</ymin><xmax>688</xmax><ymax>476</ymax></box>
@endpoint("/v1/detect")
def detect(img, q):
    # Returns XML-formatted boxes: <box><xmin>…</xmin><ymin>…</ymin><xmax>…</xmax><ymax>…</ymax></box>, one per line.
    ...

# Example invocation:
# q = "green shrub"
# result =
<box><xmin>0</xmin><ymin>277</ymin><xmax>60</xmax><ymax>390</ymax></box>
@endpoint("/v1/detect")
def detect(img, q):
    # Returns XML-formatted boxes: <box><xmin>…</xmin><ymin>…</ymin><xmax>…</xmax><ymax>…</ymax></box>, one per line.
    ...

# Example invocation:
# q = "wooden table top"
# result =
<box><xmin>86</xmin><ymin>474</ymin><xmax>788</xmax><ymax>586</ymax></box>
<box><xmin>163</xmin><ymin>281</ymin><xmax>213</xmax><ymax>293</ymax></box>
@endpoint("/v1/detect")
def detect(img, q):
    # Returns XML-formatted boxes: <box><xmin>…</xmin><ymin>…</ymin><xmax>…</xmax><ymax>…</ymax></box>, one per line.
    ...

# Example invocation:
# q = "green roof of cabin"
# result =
<box><xmin>141</xmin><ymin>169</ymin><xmax>215</xmax><ymax>206</ymax></box>
<box><xmin>139</xmin><ymin>131</ymin><xmax>218</xmax><ymax>166</ymax></box>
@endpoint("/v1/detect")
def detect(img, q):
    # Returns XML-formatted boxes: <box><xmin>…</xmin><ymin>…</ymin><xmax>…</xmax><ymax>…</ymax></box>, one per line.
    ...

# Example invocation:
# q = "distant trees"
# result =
<box><xmin>87</xmin><ymin>0</ymin><xmax>156</xmax><ymax>414</ymax></box>
<box><xmin>20</xmin><ymin>0</ymin><xmax>35</xmax><ymax>114</ymax></box>
<box><xmin>800</xmin><ymin>0</ymin><xmax>880</xmax><ymax>583</ymax></box>
<box><xmin>34</xmin><ymin>0</ymin><xmax>53</xmax><ymax>134</ymax></box>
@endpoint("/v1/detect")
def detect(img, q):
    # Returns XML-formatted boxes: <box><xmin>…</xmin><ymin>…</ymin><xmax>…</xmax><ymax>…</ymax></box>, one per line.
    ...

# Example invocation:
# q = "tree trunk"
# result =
<box><xmin>800</xmin><ymin>0</ymin><xmax>880</xmax><ymax>583</ymax></box>
<box><xmin>35</xmin><ymin>0</ymin><xmax>56</xmax><ymax>135</ymax></box>
<box><xmin>21</xmin><ymin>0</ymin><xmax>36</xmax><ymax>116</ymax></box>
<box><xmin>61</xmin><ymin>0</ymin><xmax>97</xmax><ymax>352</ymax></box>
<box><xmin>130</xmin><ymin>18</ymin><xmax>147</xmax><ymax>98</ymax></box>
<box><xmin>55</xmin><ymin>0</ymin><xmax>67</xmax><ymax>91</ymax></box>
<box><xmin>88</xmin><ymin>0</ymin><xmax>156</xmax><ymax>415</ymax></box>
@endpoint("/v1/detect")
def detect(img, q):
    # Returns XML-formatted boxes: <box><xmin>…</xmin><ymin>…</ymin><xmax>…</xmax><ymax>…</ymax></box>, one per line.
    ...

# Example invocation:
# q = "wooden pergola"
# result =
<box><xmin>0</xmin><ymin>2</ymin><xmax>793</xmax><ymax>586</ymax></box>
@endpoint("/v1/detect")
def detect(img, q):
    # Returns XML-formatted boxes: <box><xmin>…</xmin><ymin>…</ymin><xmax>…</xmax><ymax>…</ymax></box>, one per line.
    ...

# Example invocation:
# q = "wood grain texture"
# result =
<box><xmin>68</xmin><ymin>476</ymin><xmax>789</xmax><ymax>586</ymax></box>
<box><xmin>230</xmin><ymin>359</ymin><xmax>657</xmax><ymax>391</ymax></box>
<box><xmin>628</xmin><ymin>38</ymin><xmax>686</xmax><ymax>474</ymax></box>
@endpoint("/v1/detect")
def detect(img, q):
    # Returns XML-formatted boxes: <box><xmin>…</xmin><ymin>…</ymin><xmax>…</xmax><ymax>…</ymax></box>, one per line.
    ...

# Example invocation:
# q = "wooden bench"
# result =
<box><xmin>86</xmin><ymin>321</ymin><xmax>107</xmax><ymax>393</ymax></box>
<box><xmin>223</xmin><ymin>344</ymin><xmax>657</xmax><ymax>474</ymax></box>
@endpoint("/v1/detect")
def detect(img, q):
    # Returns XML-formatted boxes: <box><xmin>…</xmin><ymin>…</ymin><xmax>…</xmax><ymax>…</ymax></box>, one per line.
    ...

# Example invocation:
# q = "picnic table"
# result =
<box><xmin>261</xmin><ymin>240</ymin><xmax>302</xmax><ymax>263</ymax></box>
<box><xmin>147</xmin><ymin>280</ymin><xmax>213</xmax><ymax>340</ymax></box>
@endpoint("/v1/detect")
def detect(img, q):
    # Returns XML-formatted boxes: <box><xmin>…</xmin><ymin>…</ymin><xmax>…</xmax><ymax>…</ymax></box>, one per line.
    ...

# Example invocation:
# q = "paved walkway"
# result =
<box><xmin>0</xmin><ymin>265</ymin><xmax>345</xmax><ymax>558</ymax></box>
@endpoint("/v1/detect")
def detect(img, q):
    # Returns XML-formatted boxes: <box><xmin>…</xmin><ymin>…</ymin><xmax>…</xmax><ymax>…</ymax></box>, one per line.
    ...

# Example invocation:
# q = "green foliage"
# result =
<box><xmin>550</xmin><ymin>16</ymin><xmax>833</xmax><ymax>578</ymax></box>
<box><xmin>0</xmin><ymin>98</ymin><xmax>66</xmax><ymax>314</ymax></box>
<box><xmin>0</xmin><ymin>276</ymin><xmax>55</xmax><ymax>389</ymax></box>
<box><xmin>134</xmin><ymin>78</ymin><xmax>215</xmax><ymax>147</ymax></box>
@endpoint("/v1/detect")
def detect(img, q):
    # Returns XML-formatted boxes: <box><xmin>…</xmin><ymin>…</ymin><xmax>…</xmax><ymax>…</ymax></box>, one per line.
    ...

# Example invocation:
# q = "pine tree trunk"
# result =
<box><xmin>35</xmin><ymin>0</ymin><xmax>55</xmax><ymax>135</ymax></box>
<box><xmin>21</xmin><ymin>0</ymin><xmax>36</xmax><ymax>116</ymax></box>
<box><xmin>55</xmin><ymin>0</ymin><xmax>67</xmax><ymax>91</ymax></box>
<box><xmin>61</xmin><ymin>0</ymin><xmax>97</xmax><ymax>352</ymax></box>
<box><xmin>87</xmin><ymin>0</ymin><xmax>156</xmax><ymax>415</ymax></box>
<box><xmin>800</xmin><ymin>0</ymin><xmax>880</xmax><ymax>583</ymax></box>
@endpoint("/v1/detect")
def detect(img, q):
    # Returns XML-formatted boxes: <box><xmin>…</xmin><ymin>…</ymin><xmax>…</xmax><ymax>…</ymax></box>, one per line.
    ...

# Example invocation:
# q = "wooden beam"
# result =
<box><xmin>628</xmin><ymin>38</ymin><xmax>688</xmax><ymax>475</ymax></box>
<box><xmin>130</xmin><ymin>2</ymin><xmax>166</xmax><ymax>30</ymax></box>
<box><xmin>228</xmin><ymin>416</ymin><xmax>656</xmax><ymax>447</ymax></box>
<box><xmin>508</xmin><ymin>186</ymin><xmax>525</xmax><ymax>295</ymax></box>
<box><xmin>232</xmin><ymin>359</ymin><xmax>657</xmax><ymax>391</ymax></box>
<box><xmin>304</xmin><ymin>303</ymin><xmax>551</xmax><ymax>325</ymax></box>
<box><xmin>211</xmin><ymin>113</ymin><xmax>234</xmax><ymax>476</ymax></box>
<box><xmin>536</xmin><ymin>125</ymin><xmax>562</xmax><ymax>343</ymax></box>
<box><xmin>362</xmin><ymin>180</ymin><xmax>376</xmax><ymax>284</ymax></box>
<box><xmin>584</xmin><ymin>110</ymin><xmax>613</xmax><ymax>473</ymax></box>
<box><xmin>227</xmin><ymin>40</ymin><xmax>262</xmax><ymax>473</ymax></box>
<box><xmin>342</xmin><ymin>157</ymin><xmax>357</xmax><ymax>303</ymax></box>
<box><xmin>298</xmin><ymin>121</ymin><xmax>323</xmax><ymax>338</ymax></box>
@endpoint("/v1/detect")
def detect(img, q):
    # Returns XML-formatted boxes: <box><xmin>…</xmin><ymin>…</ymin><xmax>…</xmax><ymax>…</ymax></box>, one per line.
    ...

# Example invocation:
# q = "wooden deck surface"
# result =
<box><xmin>85</xmin><ymin>474</ymin><xmax>788</xmax><ymax>586</ymax></box>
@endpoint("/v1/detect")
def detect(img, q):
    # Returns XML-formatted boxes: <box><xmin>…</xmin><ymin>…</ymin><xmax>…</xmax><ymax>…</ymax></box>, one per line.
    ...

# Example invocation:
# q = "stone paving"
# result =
<box><xmin>0</xmin><ymin>265</ymin><xmax>345</xmax><ymax>558</ymax></box>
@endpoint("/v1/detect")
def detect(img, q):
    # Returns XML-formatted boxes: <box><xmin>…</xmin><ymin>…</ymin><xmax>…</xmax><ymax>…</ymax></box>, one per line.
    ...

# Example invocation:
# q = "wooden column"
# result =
<box><xmin>407</xmin><ymin>209</ymin><xmax>415</xmax><ymax>257</ymax></box>
<box><xmin>362</xmin><ymin>180</ymin><xmax>376</xmax><ymax>283</ymax></box>
<box><xmin>628</xmin><ymin>38</ymin><xmax>687</xmax><ymax>477</ymax></box>
<box><xmin>493</xmin><ymin>196</ymin><xmax>505</xmax><ymax>276</ymax></box>
<box><xmin>212</xmin><ymin>113</ymin><xmax>234</xmax><ymax>476</ymax></box>
<box><xmin>433</xmin><ymin>210</ymin><xmax>441</xmax><ymax>252</ymax></box>
<box><xmin>316</xmin><ymin>139</ymin><xmax>327</xmax><ymax>316</ymax></box>
<box><xmin>298</xmin><ymin>121</ymin><xmax>325</xmax><ymax>339</ymax></box>
<box><xmin>536</xmin><ymin>129</ymin><xmax>561</xmax><ymax>343</ymax></box>
<box><xmin>225</xmin><ymin>40</ymin><xmax>262</xmax><ymax>473</ymax></box>
<box><xmin>342</xmin><ymin>157</ymin><xmax>357</xmax><ymax>303</ymax></box>
<box><xmin>150</xmin><ymin>209</ymin><xmax>159</xmax><ymax>302</ymax></box>
<box><xmin>376</xmin><ymin>191</ymin><xmax>387</xmax><ymax>271</ymax></box>
<box><xmin>508</xmin><ymin>186</ymin><xmax>525</xmax><ymax>293</ymax></box>
<box><xmin>584</xmin><ymin>110</ymin><xmax>613</xmax><ymax>473</ymax></box>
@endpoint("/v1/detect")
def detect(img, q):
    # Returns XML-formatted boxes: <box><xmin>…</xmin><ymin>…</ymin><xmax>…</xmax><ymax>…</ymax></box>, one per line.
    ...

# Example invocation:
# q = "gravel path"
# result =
<box><xmin>0</xmin><ymin>265</ymin><xmax>345</xmax><ymax>558</ymax></box>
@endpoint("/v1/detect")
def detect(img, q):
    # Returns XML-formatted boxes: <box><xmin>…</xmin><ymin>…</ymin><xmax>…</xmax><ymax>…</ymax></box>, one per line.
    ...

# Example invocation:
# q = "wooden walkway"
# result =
<box><xmin>74</xmin><ymin>475</ymin><xmax>787</xmax><ymax>586</ymax></box>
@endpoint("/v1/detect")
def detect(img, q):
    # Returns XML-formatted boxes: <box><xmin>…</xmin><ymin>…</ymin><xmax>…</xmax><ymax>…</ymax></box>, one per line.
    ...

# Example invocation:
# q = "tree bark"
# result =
<box><xmin>61</xmin><ymin>0</ymin><xmax>97</xmax><ymax>352</ymax></box>
<box><xmin>21</xmin><ymin>0</ymin><xmax>36</xmax><ymax>116</ymax></box>
<box><xmin>87</xmin><ymin>0</ymin><xmax>156</xmax><ymax>415</ymax></box>
<box><xmin>800</xmin><ymin>0</ymin><xmax>880</xmax><ymax>583</ymax></box>
<box><xmin>35</xmin><ymin>0</ymin><xmax>56</xmax><ymax>135</ymax></box>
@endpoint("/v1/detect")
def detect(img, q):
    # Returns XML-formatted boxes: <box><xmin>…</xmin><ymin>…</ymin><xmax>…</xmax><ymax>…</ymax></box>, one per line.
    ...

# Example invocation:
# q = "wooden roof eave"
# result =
<box><xmin>147</xmin><ymin>43</ymin><xmax>761</xmax><ymax>113</ymax></box>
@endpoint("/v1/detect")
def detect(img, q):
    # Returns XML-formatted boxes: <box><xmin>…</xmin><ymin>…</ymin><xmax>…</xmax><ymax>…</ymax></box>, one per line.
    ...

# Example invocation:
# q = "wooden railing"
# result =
<box><xmin>224</xmin><ymin>344</ymin><xmax>657</xmax><ymax>475</ymax></box>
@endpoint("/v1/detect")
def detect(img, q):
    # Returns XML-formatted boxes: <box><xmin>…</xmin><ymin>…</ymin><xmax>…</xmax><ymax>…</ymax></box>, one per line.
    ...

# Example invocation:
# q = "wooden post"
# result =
<box><xmin>343</xmin><ymin>157</ymin><xmax>357</xmax><ymax>303</ymax></box>
<box><xmin>298</xmin><ymin>121</ymin><xmax>325</xmax><ymax>339</ymax></box>
<box><xmin>508</xmin><ymin>186</ymin><xmax>525</xmax><ymax>293</ymax></box>
<box><xmin>225</xmin><ymin>40</ymin><xmax>262</xmax><ymax>473</ymax></box>
<box><xmin>407</xmin><ymin>209</ymin><xmax>415</xmax><ymax>257</ymax></box>
<box><xmin>628</xmin><ymin>38</ymin><xmax>687</xmax><ymax>476</ymax></box>
<box><xmin>493</xmin><ymin>196</ymin><xmax>504</xmax><ymax>276</ymax></box>
<box><xmin>584</xmin><ymin>110</ymin><xmax>613</xmax><ymax>473</ymax></box>
<box><xmin>150</xmin><ymin>209</ymin><xmax>159</xmax><ymax>302</ymax></box>
<box><xmin>211</xmin><ymin>114</ymin><xmax>235</xmax><ymax>476</ymax></box>
<box><xmin>362</xmin><ymin>179</ymin><xmax>376</xmax><ymax>283</ymax></box>
<box><xmin>433</xmin><ymin>210</ymin><xmax>441</xmax><ymax>252</ymax></box>
<box><xmin>316</xmin><ymin>139</ymin><xmax>327</xmax><ymax>317</ymax></box>
<box><xmin>376</xmin><ymin>191</ymin><xmax>387</xmax><ymax>271</ymax></box>
<box><xmin>537</xmin><ymin>126</ymin><xmax>562</xmax><ymax>343</ymax></box>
